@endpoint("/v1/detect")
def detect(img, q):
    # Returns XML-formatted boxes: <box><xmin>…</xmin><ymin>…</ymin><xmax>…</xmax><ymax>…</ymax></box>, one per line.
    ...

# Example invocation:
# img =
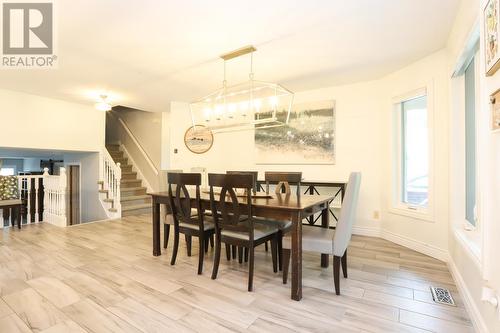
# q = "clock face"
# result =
<box><xmin>184</xmin><ymin>125</ymin><xmax>214</xmax><ymax>154</ymax></box>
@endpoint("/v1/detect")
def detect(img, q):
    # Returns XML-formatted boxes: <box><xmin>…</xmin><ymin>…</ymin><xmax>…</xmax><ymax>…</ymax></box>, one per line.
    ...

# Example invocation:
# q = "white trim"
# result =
<box><xmin>390</xmin><ymin>83</ymin><xmax>436</xmax><ymax>223</ymax></box>
<box><xmin>120</xmin><ymin>144</ymin><xmax>154</xmax><ymax>193</ymax></box>
<box><xmin>448</xmin><ymin>258</ymin><xmax>489</xmax><ymax>333</ymax></box>
<box><xmin>380</xmin><ymin>229</ymin><xmax>448</xmax><ymax>262</ymax></box>
<box><xmin>352</xmin><ymin>225</ymin><xmax>381</xmax><ymax>238</ymax></box>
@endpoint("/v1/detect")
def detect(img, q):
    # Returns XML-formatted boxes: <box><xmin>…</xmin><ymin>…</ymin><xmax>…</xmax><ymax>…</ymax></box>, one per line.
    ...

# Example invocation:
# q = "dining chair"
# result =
<box><xmin>226</xmin><ymin>170</ymin><xmax>259</xmax><ymax>261</ymax></box>
<box><xmin>264</xmin><ymin>171</ymin><xmax>302</xmax><ymax>196</ymax></box>
<box><xmin>256</xmin><ymin>171</ymin><xmax>302</xmax><ymax>270</ymax></box>
<box><xmin>282</xmin><ymin>172</ymin><xmax>361</xmax><ymax>295</ymax></box>
<box><xmin>168</xmin><ymin>172</ymin><xmax>215</xmax><ymax>275</ymax></box>
<box><xmin>163</xmin><ymin>169</ymin><xmax>183</xmax><ymax>249</ymax></box>
<box><xmin>209</xmin><ymin>173</ymin><xmax>280</xmax><ymax>291</ymax></box>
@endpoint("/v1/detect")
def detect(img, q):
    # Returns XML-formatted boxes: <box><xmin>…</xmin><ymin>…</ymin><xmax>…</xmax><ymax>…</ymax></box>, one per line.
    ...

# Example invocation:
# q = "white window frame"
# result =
<box><xmin>390</xmin><ymin>85</ymin><xmax>435</xmax><ymax>222</ymax></box>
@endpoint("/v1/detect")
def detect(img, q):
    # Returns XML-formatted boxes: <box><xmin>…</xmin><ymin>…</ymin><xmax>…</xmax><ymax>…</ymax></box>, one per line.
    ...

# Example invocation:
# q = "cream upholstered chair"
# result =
<box><xmin>282</xmin><ymin>172</ymin><xmax>361</xmax><ymax>295</ymax></box>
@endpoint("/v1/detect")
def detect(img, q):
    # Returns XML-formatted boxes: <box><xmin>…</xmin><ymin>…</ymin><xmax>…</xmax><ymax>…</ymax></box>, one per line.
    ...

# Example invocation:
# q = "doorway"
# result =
<box><xmin>68</xmin><ymin>165</ymin><xmax>81</xmax><ymax>225</ymax></box>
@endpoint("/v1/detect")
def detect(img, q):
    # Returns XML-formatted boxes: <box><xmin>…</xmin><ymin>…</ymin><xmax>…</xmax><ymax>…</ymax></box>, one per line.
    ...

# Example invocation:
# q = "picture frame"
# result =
<box><xmin>484</xmin><ymin>0</ymin><xmax>500</xmax><ymax>76</ymax></box>
<box><xmin>489</xmin><ymin>88</ymin><xmax>500</xmax><ymax>132</ymax></box>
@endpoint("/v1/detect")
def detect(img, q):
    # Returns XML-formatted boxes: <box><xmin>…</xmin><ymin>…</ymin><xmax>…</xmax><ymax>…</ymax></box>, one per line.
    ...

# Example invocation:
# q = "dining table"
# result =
<box><xmin>149</xmin><ymin>190</ymin><xmax>336</xmax><ymax>301</ymax></box>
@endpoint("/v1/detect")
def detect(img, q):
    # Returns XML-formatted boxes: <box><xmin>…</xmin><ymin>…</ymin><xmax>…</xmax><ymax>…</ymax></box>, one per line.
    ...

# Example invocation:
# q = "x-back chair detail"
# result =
<box><xmin>168</xmin><ymin>172</ymin><xmax>215</xmax><ymax>275</ymax></box>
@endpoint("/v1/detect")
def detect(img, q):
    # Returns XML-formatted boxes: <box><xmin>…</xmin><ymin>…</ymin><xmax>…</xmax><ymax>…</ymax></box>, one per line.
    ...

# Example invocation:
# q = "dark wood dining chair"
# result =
<box><xmin>282</xmin><ymin>172</ymin><xmax>361</xmax><ymax>295</ymax></box>
<box><xmin>256</xmin><ymin>171</ymin><xmax>302</xmax><ymax>270</ymax></box>
<box><xmin>226</xmin><ymin>171</ymin><xmax>259</xmax><ymax>261</ymax></box>
<box><xmin>163</xmin><ymin>169</ymin><xmax>183</xmax><ymax>249</ymax></box>
<box><xmin>168</xmin><ymin>172</ymin><xmax>215</xmax><ymax>275</ymax></box>
<box><xmin>209</xmin><ymin>173</ymin><xmax>280</xmax><ymax>291</ymax></box>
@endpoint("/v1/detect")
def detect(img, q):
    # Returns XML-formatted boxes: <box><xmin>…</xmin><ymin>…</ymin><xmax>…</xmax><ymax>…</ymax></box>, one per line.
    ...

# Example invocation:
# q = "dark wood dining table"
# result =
<box><xmin>149</xmin><ymin>191</ymin><xmax>335</xmax><ymax>301</ymax></box>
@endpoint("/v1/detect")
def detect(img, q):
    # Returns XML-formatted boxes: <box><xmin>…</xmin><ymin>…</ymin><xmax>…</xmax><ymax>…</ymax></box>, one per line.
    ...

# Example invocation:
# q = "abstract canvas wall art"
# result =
<box><xmin>255</xmin><ymin>100</ymin><xmax>335</xmax><ymax>164</ymax></box>
<box><xmin>485</xmin><ymin>0</ymin><xmax>500</xmax><ymax>76</ymax></box>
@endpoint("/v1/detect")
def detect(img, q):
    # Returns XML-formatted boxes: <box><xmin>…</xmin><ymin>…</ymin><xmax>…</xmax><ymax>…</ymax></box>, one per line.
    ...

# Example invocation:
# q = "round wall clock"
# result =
<box><xmin>184</xmin><ymin>125</ymin><xmax>214</xmax><ymax>154</ymax></box>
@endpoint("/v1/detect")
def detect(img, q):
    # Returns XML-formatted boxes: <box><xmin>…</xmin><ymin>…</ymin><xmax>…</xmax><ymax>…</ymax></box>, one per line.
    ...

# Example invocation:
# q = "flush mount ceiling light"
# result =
<box><xmin>95</xmin><ymin>94</ymin><xmax>112</xmax><ymax>112</ymax></box>
<box><xmin>189</xmin><ymin>45</ymin><xmax>294</xmax><ymax>133</ymax></box>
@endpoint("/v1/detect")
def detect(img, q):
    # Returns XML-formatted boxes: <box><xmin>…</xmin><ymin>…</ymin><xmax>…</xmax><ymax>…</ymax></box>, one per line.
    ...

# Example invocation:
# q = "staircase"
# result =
<box><xmin>106</xmin><ymin>144</ymin><xmax>151</xmax><ymax>216</ymax></box>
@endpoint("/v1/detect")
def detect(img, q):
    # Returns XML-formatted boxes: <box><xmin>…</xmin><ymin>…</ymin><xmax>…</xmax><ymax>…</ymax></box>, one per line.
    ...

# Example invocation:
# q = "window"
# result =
<box><xmin>465</xmin><ymin>56</ymin><xmax>477</xmax><ymax>226</ymax></box>
<box><xmin>393</xmin><ymin>89</ymin><xmax>431</xmax><ymax>218</ymax></box>
<box><xmin>0</xmin><ymin>167</ymin><xmax>15</xmax><ymax>176</ymax></box>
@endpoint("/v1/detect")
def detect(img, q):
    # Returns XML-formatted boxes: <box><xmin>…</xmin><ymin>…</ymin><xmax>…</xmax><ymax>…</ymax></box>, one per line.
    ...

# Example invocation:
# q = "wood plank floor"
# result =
<box><xmin>0</xmin><ymin>214</ymin><xmax>473</xmax><ymax>333</ymax></box>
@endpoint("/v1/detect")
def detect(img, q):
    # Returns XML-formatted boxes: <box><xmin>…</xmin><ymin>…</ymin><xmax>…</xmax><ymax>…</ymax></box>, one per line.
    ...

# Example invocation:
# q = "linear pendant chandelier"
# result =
<box><xmin>189</xmin><ymin>45</ymin><xmax>294</xmax><ymax>133</ymax></box>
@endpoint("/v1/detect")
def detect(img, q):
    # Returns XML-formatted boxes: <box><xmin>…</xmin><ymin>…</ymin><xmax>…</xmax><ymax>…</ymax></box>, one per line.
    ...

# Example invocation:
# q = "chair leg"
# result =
<box><xmin>333</xmin><ymin>255</ymin><xmax>341</xmax><ymax>295</ymax></box>
<box><xmin>210</xmin><ymin>234</ymin><xmax>214</xmax><ymax>248</ymax></box>
<box><xmin>225</xmin><ymin>243</ymin><xmax>231</xmax><ymax>261</ymax></box>
<box><xmin>265</xmin><ymin>241</ymin><xmax>268</xmax><ymax>252</ymax></box>
<box><xmin>277</xmin><ymin>231</ymin><xmax>283</xmax><ymax>271</ymax></box>
<box><xmin>248</xmin><ymin>246</ymin><xmax>255</xmax><ymax>292</ymax></box>
<box><xmin>163</xmin><ymin>224</ymin><xmax>170</xmax><ymax>249</ymax></box>
<box><xmin>282</xmin><ymin>248</ymin><xmax>290</xmax><ymax>284</ymax></box>
<box><xmin>198</xmin><ymin>236</ymin><xmax>205</xmax><ymax>275</ymax></box>
<box><xmin>204</xmin><ymin>234</ymin><xmax>210</xmax><ymax>253</ymax></box>
<box><xmin>244</xmin><ymin>247</ymin><xmax>248</xmax><ymax>262</ymax></box>
<box><xmin>170</xmin><ymin>227</ymin><xmax>179</xmax><ymax>266</ymax></box>
<box><xmin>212</xmin><ymin>233</ymin><xmax>221</xmax><ymax>280</ymax></box>
<box><xmin>341</xmin><ymin>250</ymin><xmax>348</xmax><ymax>278</ymax></box>
<box><xmin>232</xmin><ymin>245</ymin><xmax>237</xmax><ymax>259</ymax></box>
<box><xmin>270</xmin><ymin>238</ymin><xmax>278</xmax><ymax>273</ymax></box>
<box><xmin>185</xmin><ymin>235</ymin><xmax>192</xmax><ymax>256</ymax></box>
<box><xmin>238</xmin><ymin>246</ymin><xmax>243</xmax><ymax>264</ymax></box>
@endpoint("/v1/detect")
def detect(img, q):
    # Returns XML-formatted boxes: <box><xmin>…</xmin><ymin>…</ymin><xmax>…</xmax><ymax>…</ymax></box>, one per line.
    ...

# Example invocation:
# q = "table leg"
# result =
<box><xmin>321</xmin><ymin>206</ymin><xmax>329</xmax><ymax>268</ymax></box>
<box><xmin>308</xmin><ymin>186</ymin><xmax>314</xmax><ymax>224</ymax></box>
<box><xmin>290</xmin><ymin>211</ymin><xmax>302</xmax><ymax>301</ymax></box>
<box><xmin>152</xmin><ymin>200</ymin><xmax>161</xmax><ymax>256</ymax></box>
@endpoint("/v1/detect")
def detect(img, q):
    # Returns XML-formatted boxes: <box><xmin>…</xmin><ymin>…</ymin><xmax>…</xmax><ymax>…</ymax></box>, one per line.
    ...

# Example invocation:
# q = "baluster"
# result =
<box><xmin>34</xmin><ymin>177</ymin><xmax>40</xmax><ymax>222</ymax></box>
<box><xmin>26</xmin><ymin>178</ymin><xmax>32</xmax><ymax>223</ymax></box>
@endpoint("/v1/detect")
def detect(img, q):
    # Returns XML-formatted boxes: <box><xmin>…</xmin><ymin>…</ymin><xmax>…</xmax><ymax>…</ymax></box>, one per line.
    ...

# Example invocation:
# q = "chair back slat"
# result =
<box><xmin>226</xmin><ymin>171</ymin><xmax>258</xmax><ymax>194</ymax></box>
<box><xmin>333</xmin><ymin>172</ymin><xmax>361</xmax><ymax>256</ymax></box>
<box><xmin>208</xmin><ymin>173</ymin><xmax>254</xmax><ymax>237</ymax></box>
<box><xmin>167</xmin><ymin>173</ymin><xmax>202</xmax><ymax>229</ymax></box>
<box><xmin>264</xmin><ymin>172</ymin><xmax>302</xmax><ymax>195</ymax></box>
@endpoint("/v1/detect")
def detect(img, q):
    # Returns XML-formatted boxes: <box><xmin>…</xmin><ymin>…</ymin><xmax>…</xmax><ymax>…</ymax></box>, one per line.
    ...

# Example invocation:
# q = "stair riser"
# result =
<box><xmin>120</xmin><ymin>165</ymin><xmax>133</xmax><ymax>173</ymax></box>
<box><xmin>121</xmin><ymin>198</ymin><xmax>151</xmax><ymax>207</ymax></box>
<box><xmin>115</xmin><ymin>158</ymin><xmax>128</xmax><ymax>165</ymax></box>
<box><xmin>121</xmin><ymin>188</ymin><xmax>147</xmax><ymax>196</ymax></box>
<box><xmin>110</xmin><ymin>153</ymin><xmax>124</xmax><ymax>159</ymax></box>
<box><xmin>122</xmin><ymin>207</ymin><xmax>151</xmax><ymax>216</ymax></box>
<box><xmin>121</xmin><ymin>173</ymin><xmax>137</xmax><ymax>180</ymax></box>
<box><xmin>121</xmin><ymin>181</ymin><xmax>142</xmax><ymax>188</ymax></box>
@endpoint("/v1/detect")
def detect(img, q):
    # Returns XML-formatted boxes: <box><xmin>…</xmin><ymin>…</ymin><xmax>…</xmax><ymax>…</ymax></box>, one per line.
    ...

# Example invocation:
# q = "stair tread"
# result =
<box><xmin>121</xmin><ymin>179</ymin><xmax>141</xmax><ymax>183</ymax></box>
<box><xmin>121</xmin><ymin>171</ymin><xmax>137</xmax><ymax>175</ymax></box>
<box><xmin>120</xmin><ymin>195</ymin><xmax>150</xmax><ymax>202</ymax></box>
<box><xmin>121</xmin><ymin>186</ymin><xmax>147</xmax><ymax>192</ymax></box>
<box><xmin>122</xmin><ymin>203</ymin><xmax>151</xmax><ymax>211</ymax></box>
<box><xmin>99</xmin><ymin>189</ymin><xmax>108</xmax><ymax>193</ymax></box>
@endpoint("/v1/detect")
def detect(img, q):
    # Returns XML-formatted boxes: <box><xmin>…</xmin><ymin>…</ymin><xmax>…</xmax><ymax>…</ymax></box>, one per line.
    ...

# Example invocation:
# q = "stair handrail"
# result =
<box><xmin>108</xmin><ymin>111</ymin><xmax>159</xmax><ymax>176</ymax></box>
<box><xmin>100</xmin><ymin>148</ymin><xmax>122</xmax><ymax>214</ymax></box>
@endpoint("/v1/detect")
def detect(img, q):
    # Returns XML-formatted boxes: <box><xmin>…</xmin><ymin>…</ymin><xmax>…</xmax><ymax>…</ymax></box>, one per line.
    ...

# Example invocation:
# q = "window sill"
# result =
<box><xmin>453</xmin><ymin>226</ymin><xmax>481</xmax><ymax>270</ymax></box>
<box><xmin>388</xmin><ymin>206</ymin><xmax>434</xmax><ymax>222</ymax></box>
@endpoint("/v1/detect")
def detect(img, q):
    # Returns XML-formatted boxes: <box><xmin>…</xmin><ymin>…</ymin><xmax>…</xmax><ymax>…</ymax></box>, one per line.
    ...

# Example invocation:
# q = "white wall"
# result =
<box><xmin>379</xmin><ymin>50</ymin><xmax>450</xmax><ymax>259</ymax></box>
<box><xmin>170</xmin><ymin>79</ymin><xmax>384</xmax><ymax>231</ymax></box>
<box><xmin>0</xmin><ymin>88</ymin><xmax>105</xmax><ymax>152</ymax></box>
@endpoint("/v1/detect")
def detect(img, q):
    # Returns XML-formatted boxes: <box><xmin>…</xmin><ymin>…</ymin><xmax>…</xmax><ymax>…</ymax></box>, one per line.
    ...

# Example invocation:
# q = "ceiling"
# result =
<box><xmin>0</xmin><ymin>0</ymin><xmax>460</xmax><ymax>112</ymax></box>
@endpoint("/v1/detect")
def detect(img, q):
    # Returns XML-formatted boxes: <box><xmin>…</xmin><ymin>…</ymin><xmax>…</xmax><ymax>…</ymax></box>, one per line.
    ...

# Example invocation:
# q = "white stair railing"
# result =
<box><xmin>43</xmin><ymin>167</ymin><xmax>68</xmax><ymax>227</ymax></box>
<box><xmin>17</xmin><ymin>173</ymin><xmax>45</xmax><ymax>224</ymax></box>
<box><xmin>99</xmin><ymin>148</ymin><xmax>122</xmax><ymax>217</ymax></box>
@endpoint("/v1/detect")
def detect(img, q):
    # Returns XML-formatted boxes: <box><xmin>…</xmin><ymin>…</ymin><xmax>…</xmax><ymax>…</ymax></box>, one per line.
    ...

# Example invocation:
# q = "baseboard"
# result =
<box><xmin>352</xmin><ymin>225</ymin><xmax>381</xmax><ymax>237</ymax></box>
<box><xmin>448</xmin><ymin>258</ymin><xmax>490</xmax><ymax>333</ymax></box>
<box><xmin>381</xmin><ymin>229</ymin><xmax>448</xmax><ymax>262</ymax></box>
